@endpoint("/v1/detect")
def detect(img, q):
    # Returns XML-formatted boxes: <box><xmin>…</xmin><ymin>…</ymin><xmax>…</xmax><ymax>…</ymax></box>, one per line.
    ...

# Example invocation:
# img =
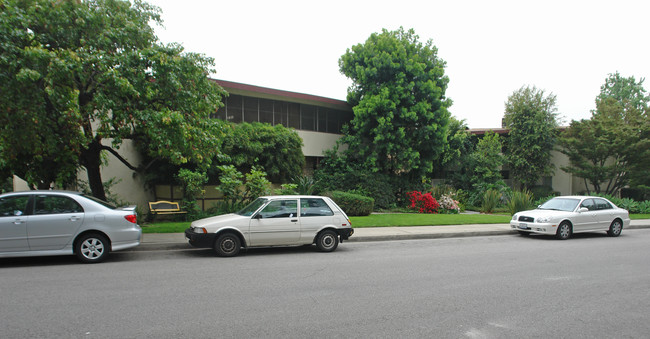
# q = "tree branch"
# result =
<box><xmin>101</xmin><ymin>145</ymin><xmax>138</xmax><ymax>171</ymax></box>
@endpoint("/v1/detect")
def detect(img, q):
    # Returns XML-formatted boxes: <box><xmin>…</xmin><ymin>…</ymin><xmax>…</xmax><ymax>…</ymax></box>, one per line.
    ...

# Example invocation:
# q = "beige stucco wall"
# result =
<box><xmin>550</xmin><ymin>150</ymin><xmax>572</xmax><ymax>195</ymax></box>
<box><xmin>296</xmin><ymin>130</ymin><xmax>344</xmax><ymax>157</ymax></box>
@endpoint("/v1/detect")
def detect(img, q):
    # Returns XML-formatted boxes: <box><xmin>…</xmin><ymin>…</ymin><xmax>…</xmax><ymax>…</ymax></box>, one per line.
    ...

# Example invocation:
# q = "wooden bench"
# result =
<box><xmin>148</xmin><ymin>201</ymin><xmax>187</xmax><ymax>220</ymax></box>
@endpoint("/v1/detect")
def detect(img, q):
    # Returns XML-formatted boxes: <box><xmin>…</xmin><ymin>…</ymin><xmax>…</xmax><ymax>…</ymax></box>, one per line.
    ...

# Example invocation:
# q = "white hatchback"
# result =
<box><xmin>510</xmin><ymin>196</ymin><xmax>631</xmax><ymax>240</ymax></box>
<box><xmin>185</xmin><ymin>196</ymin><xmax>354</xmax><ymax>256</ymax></box>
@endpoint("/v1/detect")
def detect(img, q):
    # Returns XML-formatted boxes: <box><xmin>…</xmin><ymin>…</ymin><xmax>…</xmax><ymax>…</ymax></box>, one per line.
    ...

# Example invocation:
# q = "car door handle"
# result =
<box><xmin>291</xmin><ymin>219</ymin><xmax>298</xmax><ymax>222</ymax></box>
<box><xmin>69</xmin><ymin>216</ymin><xmax>80</xmax><ymax>221</ymax></box>
<box><xmin>13</xmin><ymin>219</ymin><xmax>25</xmax><ymax>225</ymax></box>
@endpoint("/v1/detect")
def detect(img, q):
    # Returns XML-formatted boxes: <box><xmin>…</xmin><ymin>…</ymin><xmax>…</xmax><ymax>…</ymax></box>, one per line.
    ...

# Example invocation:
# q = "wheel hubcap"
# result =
<box><xmin>612</xmin><ymin>222</ymin><xmax>622</xmax><ymax>234</ymax></box>
<box><xmin>81</xmin><ymin>238</ymin><xmax>104</xmax><ymax>259</ymax></box>
<box><xmin>322</xmin><ymin>235</ymin><xmax>334</xmax><ymax>248</ymax></box>
<box><xmin>221</xmin><ymin>238</ymin><xmax>235</xmax><ymax>252</ymax></box>
<box><xmin>560</xmin><ymin>225</ymin><xmax>570</xmax><ymax>238</ymax></box>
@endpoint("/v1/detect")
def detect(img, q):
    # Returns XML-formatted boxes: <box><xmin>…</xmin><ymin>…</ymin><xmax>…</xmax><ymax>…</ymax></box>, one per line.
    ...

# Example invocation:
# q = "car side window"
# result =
<box><xmin>594</xmin><ymin>198</ymin><xmax>612</xmax><ymax>210</ymax></box>
<box><xmin>34</xmin><ymin>195</ymin><xmax>83</xmax><ymax>215</ymax></box>
<box><xmin>580</xmin><ymin>199</ymin><xmax>596</xmax><ymax>211</ymax></box>
<box><xmin>258</xmin><ymin>200</ymin><xmax>297</xmax><ymax>218</ymax></box>
<box><xmin>300</xmin><ymin>198</ymin><xmax>334</xmax><ymax>217</ymax></box>
<box><xmin>0</xmin><ymin>196</ymin><xmax>30</xmax><ymax>216</ymax></box>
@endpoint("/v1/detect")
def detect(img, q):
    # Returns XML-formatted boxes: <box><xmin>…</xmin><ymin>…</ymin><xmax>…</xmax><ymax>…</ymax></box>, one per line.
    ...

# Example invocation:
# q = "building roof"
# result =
<box><xmin>213</xmin><ymin>79</ymin><xmax>351</xmax><ymax>110</ymax></box>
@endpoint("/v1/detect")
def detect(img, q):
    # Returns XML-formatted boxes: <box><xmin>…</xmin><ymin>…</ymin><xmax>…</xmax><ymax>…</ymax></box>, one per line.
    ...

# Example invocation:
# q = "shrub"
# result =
<box><xmin>530</xmin><ymin>185</ymin><xmax>559</xmax><ymax>200</ymax></box>
<box><xmin>275</xmin><ymin>183</ymin><xmax>298</xmax><ymax>195</ymax></box>
<box><xmin>438</xmin><ymin>194</ymin><xmax>460</xmax><ymax>214</ymax></box>
<box><xmin>176</xmin><ymin>169</ymin><xmax>208</xmax><ymax>219</ymax></box>
<box><xmin>324</xmin><ymin>191</ymin><xmax>374</xmax><ymax>216</ymax></box>
<box><xmin>638</xmin><ymin>200</ymin><xmax>650</xmax><ymax>214</ymax></box>
<box><xmin>507</xmin><ymin>190</ymin><xmax>534</xmax><ymax>215</ymax></box>
<box><xmin>616</xmin><ymin>197</ymin><xmax>640</xmax><ymax>214</ymax></box>
<box><xmin>481</xmin><ymin>189</ymin><xmax>501</xmax><ymax>214</ymax></box>
<box><xmin>292</xmin><ymin>175</ymin><xmax>315</xmax><ymax>195</ymax></box>
<box><xmin>406</xmin><ymin>191</ymin><xmax>440</xmax><ymax>214</ymax></box>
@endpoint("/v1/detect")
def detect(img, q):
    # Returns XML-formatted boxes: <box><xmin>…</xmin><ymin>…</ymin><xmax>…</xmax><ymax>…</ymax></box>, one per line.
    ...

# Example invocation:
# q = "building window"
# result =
<box><xmin>301</xmin><ymin>105</ymin><xmax>316</xmax><ymax>131</ymax></box>
<box><xmin>243</xmin><ymin>97</ymin><xmax>258</xmax><ymax>123</ymax></box>
<box><xmin>259</xmin><ymin>98</ymin><xmax>273</xmax><ymax>124</ymax></box>
<box><xmin>226</xmin><ymin>95</ymin><xmax>242</xmax><ymax>123</ymax></box>
<box><xmin>288</xmin><ymin>103</ymin><xmax>300</xmax><ymax>129</ymax></box>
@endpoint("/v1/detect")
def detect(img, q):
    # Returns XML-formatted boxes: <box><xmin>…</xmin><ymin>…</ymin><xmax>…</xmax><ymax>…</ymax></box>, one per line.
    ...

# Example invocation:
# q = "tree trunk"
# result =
<box><xmin>80</xmin><ymin>139</ymin><xmax>107</xmax><ymax>201</ymax></box>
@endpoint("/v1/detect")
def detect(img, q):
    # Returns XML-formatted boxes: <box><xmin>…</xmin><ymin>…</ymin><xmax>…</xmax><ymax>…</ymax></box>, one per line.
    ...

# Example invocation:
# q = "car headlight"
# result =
<box><xmin>193</xmin><ymin>227</ymin><xmax>207</xmax><ymax>234</ymax></box>
<box><xmin>512</xmin><ymin>214</ymin><xmax>518</xmax><ymax>221</ymax></box>
<box><xmin>536</xmin><ymin>216</ymin><xmax>551</xmax><ymax>223</ymax></box>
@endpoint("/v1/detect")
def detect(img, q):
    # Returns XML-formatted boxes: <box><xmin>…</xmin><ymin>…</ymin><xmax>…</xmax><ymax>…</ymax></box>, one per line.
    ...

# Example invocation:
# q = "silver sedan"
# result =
<box><xmin>511</xmin><ymin>196</ymin><xmax>631</xmax><ymax>240</ymax></box>
<box><xmin>0</xmin><ymin>190</ymin><xmax>141</xmax><ymax>263</ymax></box>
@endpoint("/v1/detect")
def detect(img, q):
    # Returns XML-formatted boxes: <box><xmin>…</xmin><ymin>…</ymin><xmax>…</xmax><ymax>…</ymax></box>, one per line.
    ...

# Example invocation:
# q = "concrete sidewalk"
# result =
<box><xmin>134</xmin><ymin>219</ymin><xmax>650</xmax><ymax>252</ymax></box>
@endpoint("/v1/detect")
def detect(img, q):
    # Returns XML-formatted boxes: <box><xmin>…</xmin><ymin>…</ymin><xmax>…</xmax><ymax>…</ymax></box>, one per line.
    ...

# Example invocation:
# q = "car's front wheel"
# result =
<box><xmin>555</xmin><ymin>222</ymin><xmax>572</xmax><ymax>240</ymax></box>
<box><xmin>316</xmin><ymin>230</ymin><xmax>339</xmax><ymax>252</ymax></box>
<box><xmin>607</xmin><ymin>219</ymin><xmax>623</xmax><ymax>237</ymax></box>
<box><xmin>214</xmin><ymin>233</ymin><xmax>241</xmax><ymax>257</ymax></box>
<box><xmin>75</xmin><ymin>233</ymin><xmax>110</xmax><ymax>263</ymax></box>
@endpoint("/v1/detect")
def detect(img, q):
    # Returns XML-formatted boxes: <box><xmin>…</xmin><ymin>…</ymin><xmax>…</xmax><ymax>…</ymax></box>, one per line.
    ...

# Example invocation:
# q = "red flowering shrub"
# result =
<box><xmin>406</xmin><ymin>191</ymin><xmax>440</xmax><ymax>214</ymax></box>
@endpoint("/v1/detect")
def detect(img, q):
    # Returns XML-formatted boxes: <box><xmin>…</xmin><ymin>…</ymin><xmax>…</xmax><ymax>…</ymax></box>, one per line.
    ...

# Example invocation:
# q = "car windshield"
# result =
<box><xmin>538</xmin><ymin>198</ymin><xmax>580</xmax><ymax>212</ymax></box>
<box><xmin>237</xmin><ymin>198</ymin><xmax>268</xmax><ymax>216</ymax></box>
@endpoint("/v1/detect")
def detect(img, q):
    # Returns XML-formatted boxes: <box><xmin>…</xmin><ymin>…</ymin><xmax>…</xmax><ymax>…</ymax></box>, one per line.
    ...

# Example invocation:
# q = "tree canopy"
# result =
<box><xmin>503</xmin><ymin>86</ymin><xmax>559</xmax><ymax>189</ymax></box>
<box><xmin>338</xmin><ymin>27</ymin><xmax>451</xmax><ymax>180</ymax></box>
<box><xmin>0</xmin><ymin>0</ymin><xmax>227</xmax><ymax>200</ymax></box>
<box><xmin>560</xmin><ymin>73</ymin><xmax>650</xmax><ymax>195</ymax></box>
<box><xmin>215</xmin><ymin>122</ymin><xmax>304</xmax><ymax>183</ymax></box>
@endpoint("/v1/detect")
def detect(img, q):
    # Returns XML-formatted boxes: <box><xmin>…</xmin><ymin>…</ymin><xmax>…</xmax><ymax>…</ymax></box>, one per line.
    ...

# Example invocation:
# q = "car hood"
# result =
<box><xmin>191</xmin><ymin>213</ymin><xmax>249</xmax><ymax>228</ymax></box>
<box><xmin>517</xmin><ymin>209</ymin><xmax>573</xmax><ymax>217</ymax></box>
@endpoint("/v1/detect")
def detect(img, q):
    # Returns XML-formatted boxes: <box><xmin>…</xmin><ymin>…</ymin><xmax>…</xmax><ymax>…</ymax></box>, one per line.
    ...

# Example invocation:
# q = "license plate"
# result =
<box><xmin>518</xmin><ymin>223</ymin><xmax>528</xmax><ymax>229</ymax></box>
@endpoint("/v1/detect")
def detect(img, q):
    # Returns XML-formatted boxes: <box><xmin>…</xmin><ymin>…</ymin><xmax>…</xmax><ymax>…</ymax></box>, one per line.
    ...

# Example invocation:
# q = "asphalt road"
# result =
<box><xmin>2</xmin><ymin>230</ymin><xmax>650</xmax><ymax>338</ymax></box>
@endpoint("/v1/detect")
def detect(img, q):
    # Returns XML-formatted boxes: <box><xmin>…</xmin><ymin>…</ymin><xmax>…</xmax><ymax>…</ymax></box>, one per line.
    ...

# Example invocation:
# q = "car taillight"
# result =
<box><xmin>125</xmin><ymin>214</ymin><xmax>137</xmax><ymax>224</ymax></box>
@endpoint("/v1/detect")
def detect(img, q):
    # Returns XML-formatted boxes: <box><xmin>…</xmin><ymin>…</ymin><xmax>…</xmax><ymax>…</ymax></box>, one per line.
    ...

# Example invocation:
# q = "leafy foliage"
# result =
<box><xmin>175</xmin><ymin>169</ymin><xmax>208</xmax><ymax>218</ymax></box>
<box><xmin>313</xmin><ymin>147</ymin><xmax>405</xmax><ymax>209</ymax></box>
<box><xmin>507</xmin><ymin>190</ymin><xmax>534</xmax><ymax>215</ymax></box>
<box><xmin>217</xmin><ymin>122</ymin><xmax>304</xmax><ymax>183</ymax></box>
<box><xmin>323</xmin><ymin>191</ymin><xmax>374</xmax><ymax>216</ymax></box>
<box><xmin>0</xmin><ymin>0</ymin><xmax>227</xmax><ymax>199</ymax></box>
<box><xmin>338</xmin><ymin>27</ymin><xmax>451</xmax><ymax>180</ymax></box>
<box><xmin>503</xmin><ymin>86</ymin><xmax>559</xmax><ymax>189</ymax></box>
<box><xmin>406</xmin><ymin>191</ymin><xmax>440</xmax><ymax>214</ymax></box>
<box><xmin>215</xmin><ymin>165</ymin><xmax>271</xmax><ymax>213</ymax></box>
<box><xmin>559</xmin><ymin>73</ymin><xmax>650</xmax><ymax>195</ymax></box>
<box><xmin>469</xmin><ymin>131</ymin><xmax>504</xmax><ymax>187</ymax></box>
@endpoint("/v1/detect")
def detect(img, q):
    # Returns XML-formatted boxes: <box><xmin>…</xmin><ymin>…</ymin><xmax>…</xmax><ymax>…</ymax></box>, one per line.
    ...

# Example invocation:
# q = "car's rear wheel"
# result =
<box><xmin>555</xmin><ymin>222</ymin><xmax>572</xmax><ymax>240</ymax></box>
<box><xmin>214</xmin><ymin>233</ymin><xmax>241</xmax><ymax>257</ymax></box>
<box><xmin>607</xmin><ymin>219</ymin><xmax>623</xmax><ymax>237</ymax></box>
<box><xmin>75</xmin><ymin>233</ymin><xmax>110</xmax><ymax>263</ymax></box>
<box><xmin>316</xmin><ymin>230</ymin><xmax>339</xmax><ymax>252</ymax></box>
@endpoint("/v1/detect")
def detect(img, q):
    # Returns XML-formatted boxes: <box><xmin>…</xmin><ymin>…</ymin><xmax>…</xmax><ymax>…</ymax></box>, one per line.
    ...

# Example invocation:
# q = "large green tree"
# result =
<box><xmin>560</xmin><ymin>73</ymin><xmax>650</xmax><ymax>195</ymax></box>
<box><xmin>338</xmin><ymin>27</ymin><xmax>451</xmax><ymax>180</ymax></box>
<box><xmin>503</xmin><ymin>86</ymin><xmax>559</xmax><ymax>189</ymax></box>
<box><xmin>0</xmin><ymin>0</ymin><xmax>226</xmax><ymax>200</ymax></box>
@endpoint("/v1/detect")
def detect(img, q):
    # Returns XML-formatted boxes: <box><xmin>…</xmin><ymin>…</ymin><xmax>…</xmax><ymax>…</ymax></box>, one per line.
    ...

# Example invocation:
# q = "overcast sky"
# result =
<box><xmin>147</xmin><ymin>0</ymin><xmax>649</xmax><ymax>128</ymax></box>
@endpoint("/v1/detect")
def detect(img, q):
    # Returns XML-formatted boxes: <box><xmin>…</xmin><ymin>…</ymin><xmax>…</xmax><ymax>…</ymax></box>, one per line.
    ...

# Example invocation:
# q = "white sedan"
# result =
<box><xmin>510</xmin><ymin>196</ymin><xmax>630</xmax><ymax>240</ymax></box>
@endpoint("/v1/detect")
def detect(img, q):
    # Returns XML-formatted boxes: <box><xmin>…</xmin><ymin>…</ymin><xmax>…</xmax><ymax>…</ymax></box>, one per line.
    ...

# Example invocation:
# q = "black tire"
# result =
<box><xmin>607</xmin><ymin>219</ymin><xmax>623</xmax><ymax>237</ymax></box>
<box><xmin>214</xmin><ymin>233</ymin><xmax>241</xmax><ymax>257</ymax></box>
<box><xmin>75</xmin><ymin>233</ymin><xmax>110</xmax><ymax>263</ymax></box>
<box><xmin>555</xmin><ymin>222</ymin><xmax>572</xmax><ymax>240</ymax></box>
<box><xmin>316</xmin><ymin>230</ymin><xmax>339</xmax><ymax>252</ymax></box>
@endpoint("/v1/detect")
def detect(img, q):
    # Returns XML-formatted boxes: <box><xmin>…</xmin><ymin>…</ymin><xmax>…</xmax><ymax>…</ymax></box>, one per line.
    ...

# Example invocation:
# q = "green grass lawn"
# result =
<box><xmin>142</xmin><ymin>213</ymin><xmax>510</xmax><ymax>233</ymax></box>
<box><xmin>140</xmin><ymin>213</ymin><xmax>650</xmax><ymax>234</ymax></box>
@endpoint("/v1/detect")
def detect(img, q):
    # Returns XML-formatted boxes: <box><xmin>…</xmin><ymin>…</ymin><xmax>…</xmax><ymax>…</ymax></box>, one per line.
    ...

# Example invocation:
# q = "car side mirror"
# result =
<box><xmin>578</xmin><ymin>207</ymin><xmax>589</xmax><ymax>213</ymax></box>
